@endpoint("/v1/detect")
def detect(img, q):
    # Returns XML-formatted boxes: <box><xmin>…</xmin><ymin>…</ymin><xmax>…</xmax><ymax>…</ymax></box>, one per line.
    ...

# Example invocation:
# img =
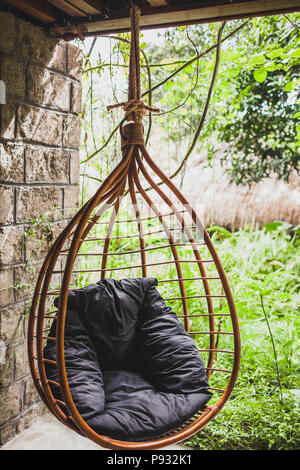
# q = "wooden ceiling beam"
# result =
<box><xmin>65</xmin><ymin>1</ymin><xmax>104</xmax><ymax>15</ymax></box>
<box><xmin>2</xmin><ymin>0</ymin><xmax>300</xmax><ymax>38</ymax></box>
<box><xmin>46</xmin><ymin>0</ymin><xmax>87</xmax><ymax>17</ymax></box>
<box><xmin>82</xmin><ymin>0</ymin><xmax>104</xmax><ymax>13</ymax></box>
<box><xmin>4</xmin><ymin>0</ymin><xmax>61</xmax><ymax>22</ymax></box>
<box><xmin>147</xmin><ymin>0</ymin><xmax>170</xmax><ymax>6</ymax></box>
<box><xmin>50</xmin><ymin>0</ymin><xmax>300</xmax><ymax>39</ymax></box>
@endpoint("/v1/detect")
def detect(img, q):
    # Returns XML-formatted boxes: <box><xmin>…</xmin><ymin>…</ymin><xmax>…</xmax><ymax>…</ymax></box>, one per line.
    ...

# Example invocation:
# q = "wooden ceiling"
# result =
<box><xmin>1</xmin><ymin>0</ymin><xmax>300</xmax><ymax>40</ymax></box>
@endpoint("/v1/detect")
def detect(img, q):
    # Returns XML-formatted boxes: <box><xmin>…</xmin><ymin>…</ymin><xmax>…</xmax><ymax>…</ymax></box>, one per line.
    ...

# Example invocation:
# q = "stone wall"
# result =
<box><xmin>0</xmin><ymin>10</ymin><xmax>82</xmax><ymax>445</ymax></box>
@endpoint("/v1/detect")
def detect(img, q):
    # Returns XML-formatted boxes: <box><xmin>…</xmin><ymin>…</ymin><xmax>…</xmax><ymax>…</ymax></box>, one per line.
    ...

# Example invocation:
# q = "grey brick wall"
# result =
<box><xmin>0</xmin><ymin>10</ymin><xmax>82</xmax><ymax>445</ymax></box>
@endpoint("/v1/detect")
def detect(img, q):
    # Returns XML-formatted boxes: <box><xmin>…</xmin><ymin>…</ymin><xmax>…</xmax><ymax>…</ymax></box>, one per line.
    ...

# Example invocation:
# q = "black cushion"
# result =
<box><xmin>45</xmin><ymin>277</ymin><xmax>212</xmax><ymax>440</ymax></box>
<box><xmin>137</xmin><ymin>283</ymin><xmax>209</xmax><ymax>394</ymax></box>
<box><xmin>44</xmin><ymin>308</ymin><xmax>105</xmax><ymax>420</ymax></box>
<box><xmin>88</xmin><ymin>370</ymin><xmax>211</xmax><ymax>441</ymax></box>
<box><xmin>62</xmin><ymin>278</ymin><xmax>156</xmax><ymax>370</ymax></box>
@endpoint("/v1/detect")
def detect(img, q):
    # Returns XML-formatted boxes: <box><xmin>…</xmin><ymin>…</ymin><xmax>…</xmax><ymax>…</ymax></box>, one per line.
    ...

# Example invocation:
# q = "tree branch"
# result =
<box><xmin>170</xmin><ymin>21</ymin><xmax>226</xmax><ymax>179</ymax></box>
<box><xmin>156</xmin><ymin>27</ymin><xmax>201</xmax><ymax>117</ymax></box>
<box><xmin>142</xmin><ymin>20</ymin><xmax>249</xmax><ymax>99</ymax></box>
<box><xmin>284</xmin><ymin>14</ymin><xmax>300</xmax><ymax>33</ymax></box>
<box><xmin>81</xmin><ymin>34</ymin><xmax>153</xmax><ymax>163</ymax></box>
<box><xmin>81</xmin><ymin>20</ymin><xmax>249</xmax><ymax>165</ymax></box>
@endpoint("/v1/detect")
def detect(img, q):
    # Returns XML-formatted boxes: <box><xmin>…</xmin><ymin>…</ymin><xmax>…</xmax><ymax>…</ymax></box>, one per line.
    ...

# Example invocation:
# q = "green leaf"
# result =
<box><xmin>264</xmin><ymin>60</ymin><xmax>277</xmax><ymax>72</ymax></box>
<box><xmin>251</xmin><ymin>54</ymin><xmax>266</xmax><ymax>65</ymax></box>
<box><xmin>265</xmin><ymin>221</ymin><xmax>283</xmax><ymax>232</ymax></box>
<box><xmin>164</xmin><ymin>81</ymin><xmax>174</xmax><ymax>90</ymax></box>
<box><xmin>253</xmin><ymin>68</ymin><xmax>267</xmax><ymax>83</ymax></box>
<box><xmin>284</xmin><ymin>80</ymin><xmax>297</xmax><ymax>92</ymax></box>
<box><xmin>208</xmin><ymin>225</ymin><xmax>232</xmax><ymax>238</ymax></box>
<box><xmin>261</xmin><ymin>288</ymin><xmax>272</xmax><ymax>295</ymax></box>
<box><xmin>266</xmin><ymin>48</ymin><xmax>283</xmax><ymax>59</ymax></box>
<box><xmin>292</xmin><ymin>48</ymin><xmax>300</xmax><ymax>58</ymax></box>
<box><xmin>185</xmin><ymin>64</ymin><xmax>194</xmax><ymax>74</ymax></box>
<box><xmin>275</xmin><ymin>293</ymin><xmax>291</xmax><ymax>300</ymax></box>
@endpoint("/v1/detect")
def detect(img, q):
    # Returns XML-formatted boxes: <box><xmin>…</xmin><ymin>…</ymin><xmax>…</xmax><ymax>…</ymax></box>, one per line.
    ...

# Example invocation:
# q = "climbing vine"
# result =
<box><xmin>76</xmin><ymin>12</ymin><xmax>299</xmax><ymax>198</ymax></box>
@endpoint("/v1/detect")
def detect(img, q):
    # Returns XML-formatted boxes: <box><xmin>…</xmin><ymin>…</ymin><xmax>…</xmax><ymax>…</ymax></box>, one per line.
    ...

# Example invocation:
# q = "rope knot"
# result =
<box><xmin>123</xmin><ymin>99</ymin><xmax>146</xmax><ymax>123</ymax></box>
<box><xmin>106</xmin><ymin>5</ymin><xmax>159</xmax><ymax>129</ymax></box>
<box><xmin>107</xmin><ymin>99</ymin><xmax>160</xmax><ymax>124</ymax></box>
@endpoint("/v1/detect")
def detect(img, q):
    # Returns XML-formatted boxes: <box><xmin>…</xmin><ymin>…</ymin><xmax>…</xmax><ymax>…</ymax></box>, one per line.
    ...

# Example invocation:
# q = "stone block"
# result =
<box><xmin>25</xmin><ymin>221</ymin><xmax>54</xmax><ymax>262</ymax></box>
<box><xmin>71</xmin><ymin>80</ymin><xmax>82</xmax><ymax>114</ymax></box>
<box><xmin>17</xmin><ymin>19</ymin><xmax>66</xmax><ymax>73</ymax></box>
<box><xmin>25</xmin><ymin>146</ymin><xmax>69</xmax><ymax>184</ymax></box>
<box><xmin>16</xmin><ymin>186</ymin><xmax>63</xmax><ymax>223</ymax></box>
<box><xmin>0</xmin><ymin>225</ymin><xmax>24</xmax><ymax>266</ymax></box>
<box><xmin>0</xmin><ymin>269</ymin><xmax>14</xmax><ymax>308</ymax></box>
<box><xmin>27</xmin><ymin>65</ymin><xmax>70</xmax><ymax>111</ymax></box>
<box><xmin>67</xmin><ymin>44</ymin><xmax>83</xmax><ymax>81</ymax></box>
<box><xmin>14</xmin><ymin>341</ymin><xmax>29</xmax><ymax>380</ymax></box>
<box><xmin>63</xmin><ymin>185</ymin><xmax>79</xmax><ymax>217</ymax></box>
<box><xmin>0</xmin><ymin>302</ymin><xmax>24</xmax><ymax>344</ymax></box>
<box><xmin>24</xmin><ymin>377</ymin><xmax>40</xmax><ymax>407</ymax></box>
<box><xmin>25</xmin><ymin>218</ymin><xmax>69</xmax><ymax>264</ymax></box>
<box><xmin>0</xmin><ymin>55</ymin><xmax>26</xmax><ymax>99</ymax></box>
<box><xmin>63</xmin><ymin>114</ymin><xmax>81</xmax><ymax>148</ymax></box>
<box><xmin>0</xmin><ymin>381</ymin><xmax>22</xmax><ymax>424</ymax></box>
<box><xmin>16</xmin><ymin>105</ymin><xmax>63</xmax><ymax>146</ymax></box>
<box><xmin>47</xmin><ymin>41</ymin><xmax>66</xmax><ymax>74</ymax></box>
<box><xmin>16</xmin><ymin>402</ymin><xmax>46</xmax><ymax>435</ymax></box>
<box><xmin>0</xmin><ymin>185</ymin><xmax>14</xmax><ymax>224</ymax></box>
<box><xmin>70</xmin><ymin>150</ymin><xmax>80</xmax><ymax>184</ymax></box>
<box><xmin>0</xmin><ymin>104</ymin><xmax>16</xmax><ymax>139</ymax></box>
<box><xmin>0</xmin><ymin>421</ymin><xmax>16</xmax><ymax>446</ymax></box>
<box><xmin>0</xmin><ymin>143</ymin><xmax>24</xmax><ymax>183</ymax></box>
<box><xmin>0</xmin><ymin>12</ymin><xmax>15</xmax><ymax>54</ymax></box>
<box><xmin>0</xmin><ymin>343</ymin><xmax>14</xmax><ymax>387</ymax></box>
<box><xmin>14</xmin><ymin>263</ymin><xmax>62</xmax><ymax>304</ymax></box>
<box><xmin>22</xmin><ymin>300</ymin><xmax>31</xmax><ymax>340</ymax></box>
<box><xmin>14</xmin><ymin>262</ymin><xmax>42</xmax><ymax>302</ymax></box>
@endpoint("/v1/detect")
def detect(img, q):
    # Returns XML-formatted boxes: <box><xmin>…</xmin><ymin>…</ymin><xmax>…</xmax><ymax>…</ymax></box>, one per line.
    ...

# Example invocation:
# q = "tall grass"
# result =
<box><xmin>186</xmin><ymin>222</ymin><xmax>300</xmax><ymax>450</ymax></box>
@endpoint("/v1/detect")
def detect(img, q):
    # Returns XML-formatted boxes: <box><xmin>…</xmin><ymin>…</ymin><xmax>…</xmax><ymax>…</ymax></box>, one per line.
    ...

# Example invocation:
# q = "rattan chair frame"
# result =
<box><xmin>28</xmin><ymin>141</ymin><xmax>241</xmax><ymax>449</ymax></box>
<box><xmin>27</xmin><ymin>5</ymin><xmax>241</xmax><ymax>450</ymax></box>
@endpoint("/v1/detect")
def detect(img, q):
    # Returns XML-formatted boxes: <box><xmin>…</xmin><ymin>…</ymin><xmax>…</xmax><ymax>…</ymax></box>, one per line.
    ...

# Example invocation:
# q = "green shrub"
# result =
<box><xmin>185</xmin><ymin>222</ymin><xmax>300</xmax><ymax>450</ymax></box>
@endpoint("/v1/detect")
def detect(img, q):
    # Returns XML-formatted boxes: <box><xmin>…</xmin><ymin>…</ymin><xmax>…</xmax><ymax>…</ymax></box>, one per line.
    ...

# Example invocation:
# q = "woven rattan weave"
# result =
<box><xmin>28</xmin><ymin>5</ymin><xmax>240</xmax><ymax>450</ymax></box>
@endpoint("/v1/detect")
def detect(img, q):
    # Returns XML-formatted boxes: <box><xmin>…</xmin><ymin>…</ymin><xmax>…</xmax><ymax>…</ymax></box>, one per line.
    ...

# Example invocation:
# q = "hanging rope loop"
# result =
<box><xmin>107</xmin><ymin>4</ymin><xmax>159</xmax><ymax>127</ymax></box>
<box><xmin>107</xmin><ymin>99</ymin><xmax>159</xmax><ymax>124</ymax></box>
<box><xmin>128</xmin><ymin>3</ymin><xmax>141</xmax><ymax>102</ymax></box>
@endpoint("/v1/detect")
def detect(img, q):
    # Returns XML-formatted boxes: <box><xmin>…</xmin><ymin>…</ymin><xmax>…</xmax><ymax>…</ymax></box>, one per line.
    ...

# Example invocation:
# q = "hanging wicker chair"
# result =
<box><xmin>28</xmin><ymin>5</ymin><xmax>240</xmax><ymax>450</ymax></box>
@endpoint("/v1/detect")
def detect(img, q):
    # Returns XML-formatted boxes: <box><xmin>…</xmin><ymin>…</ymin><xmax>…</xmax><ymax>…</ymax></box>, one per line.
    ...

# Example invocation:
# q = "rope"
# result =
<box><xmin>107</xmin><ymin>100</ymin><xmax>159</xmax><ymax>124</ymax></box>
<box><xmin>107</xmin><ymin>4</ymin><xmax>159</xmax><ymax>125</ymax></box>
<box><xmin>128</xmin><ymin>4</ymin><xmax>141</xmax><ymax>101</ymax></box>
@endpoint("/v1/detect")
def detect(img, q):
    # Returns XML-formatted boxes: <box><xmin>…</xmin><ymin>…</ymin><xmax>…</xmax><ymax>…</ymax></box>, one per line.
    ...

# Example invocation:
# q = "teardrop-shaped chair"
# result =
<box><xmin>28</xmin><ymin>5</ymin><xmax>240</xmax><ymax>450</ymax></box>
